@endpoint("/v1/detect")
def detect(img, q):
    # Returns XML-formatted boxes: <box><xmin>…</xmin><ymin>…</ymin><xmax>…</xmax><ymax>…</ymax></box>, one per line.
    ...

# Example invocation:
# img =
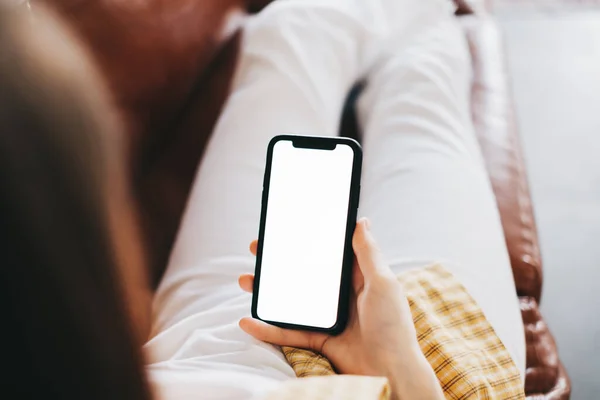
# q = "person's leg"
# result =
<box><xmin>146</xmin><ymin>0</ymin><xmax>442</xmax><ymax>395</ymax></box>
<box><xmin>356</xmin><ymin>8</ymin><xmax>526</xmax><ymax>376</ymax></box>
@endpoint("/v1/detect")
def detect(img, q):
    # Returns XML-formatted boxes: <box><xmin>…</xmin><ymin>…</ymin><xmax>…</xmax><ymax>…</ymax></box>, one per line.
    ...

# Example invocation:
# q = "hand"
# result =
<box><xmin>239</xmin><ymin>218</ymin><xmax>443</xmax><ymax>400</ymax></box>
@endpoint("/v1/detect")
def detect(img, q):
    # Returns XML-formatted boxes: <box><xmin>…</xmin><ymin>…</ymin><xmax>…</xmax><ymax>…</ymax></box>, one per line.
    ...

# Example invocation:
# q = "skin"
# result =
<box><xmin>238</xmin><ymin>218</ymin><xmax>444</xmax><ymax>400</ymax></box>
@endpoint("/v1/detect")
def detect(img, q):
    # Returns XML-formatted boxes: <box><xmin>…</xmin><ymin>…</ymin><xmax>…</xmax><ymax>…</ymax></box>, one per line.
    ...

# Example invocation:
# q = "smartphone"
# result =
<box><xmin>251</xmin><ymin>135</ymin><xmax>362</xmax><ymax>335</ymax></box>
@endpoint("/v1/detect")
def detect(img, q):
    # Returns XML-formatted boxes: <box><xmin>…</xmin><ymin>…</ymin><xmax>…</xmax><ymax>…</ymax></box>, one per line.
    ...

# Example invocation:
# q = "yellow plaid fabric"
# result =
<box><xmin>270</xmin><ymin>264</ymin><xmax>524</xmax><ymax>400</ymax></box>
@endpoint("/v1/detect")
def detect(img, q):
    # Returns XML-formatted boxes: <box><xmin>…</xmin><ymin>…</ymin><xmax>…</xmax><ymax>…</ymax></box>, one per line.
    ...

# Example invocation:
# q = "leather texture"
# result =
<box><xmin>461</xmin><ymin>15</ymin><xmax>543</xmax><ymax>302</ymax></box>
<box><xmin>521</xmin><ymin>297</ymin><xmax>571</xmax><ymax>399</ymax></box>
<box><xmin>139</xmin><ymin>32</ymin><xmax>242</xmax><ymax>287</ymax></box>
<box><xmin>35</xmin><ymin>0</ymin><xmax>251</xmax><ymax>283</ymax></box>
<box><xmin>36</xmin><ymin>0</ymin><xmax>248</xmax><ymax>168</ymax></box>
<box><xmin>38</xmin><ymin>0</ymin><xmax>569</xmax><ymax>397</ymax></box>
<box><xmin>460</xmin><ymin>14</ymin><xmax>571</xmax><ymax>399</ymax></box>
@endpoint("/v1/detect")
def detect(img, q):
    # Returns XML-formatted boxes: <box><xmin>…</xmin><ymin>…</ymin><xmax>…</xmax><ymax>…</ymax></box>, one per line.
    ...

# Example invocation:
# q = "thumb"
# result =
<box><xmin>352</xmin><ymin>218</ymin><xmax>387</xmax><ymax>279</ymax></box>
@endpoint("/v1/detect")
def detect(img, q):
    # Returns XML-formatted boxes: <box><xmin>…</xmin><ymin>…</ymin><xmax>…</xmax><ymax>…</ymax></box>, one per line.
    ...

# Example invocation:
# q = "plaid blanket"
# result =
<box><xmin>264</xmin><ymin>264</ymin><xmax>524</xmax><ymax>400</ymax></box>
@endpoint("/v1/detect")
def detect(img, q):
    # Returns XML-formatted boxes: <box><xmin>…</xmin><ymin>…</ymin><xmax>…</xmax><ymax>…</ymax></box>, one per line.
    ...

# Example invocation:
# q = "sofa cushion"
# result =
<box><xmin>38</xmin><ymin>0</ymin><xmax>249</xmax><ymax>167</ymax></box>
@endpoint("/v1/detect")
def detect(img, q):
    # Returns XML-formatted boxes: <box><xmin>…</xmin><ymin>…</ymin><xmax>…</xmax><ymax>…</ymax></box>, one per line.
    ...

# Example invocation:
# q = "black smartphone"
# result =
<box><xmin>251</xmin><ymin>134</ymin><xmax>362</xmax><ymax>335</ymax></box>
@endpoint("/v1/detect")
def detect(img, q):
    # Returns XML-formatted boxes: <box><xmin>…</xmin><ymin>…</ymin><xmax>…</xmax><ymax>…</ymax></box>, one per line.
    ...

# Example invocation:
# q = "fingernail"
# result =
<box><xmin>361</xmin><ymin>217</ymin><xmax>371</xmax><ymax>231</ymax></box>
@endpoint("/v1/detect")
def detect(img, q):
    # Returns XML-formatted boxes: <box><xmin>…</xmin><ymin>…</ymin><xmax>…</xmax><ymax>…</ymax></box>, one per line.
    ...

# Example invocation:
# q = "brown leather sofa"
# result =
<box><xmin>456</xmin><ymin>1</ymin><xmax>570</xmax><ymax>398</ymax></box>
<box><xmin>33</xmin><ymin>0</ymin><xmax>571</xmax><ymax>398</ymax></box>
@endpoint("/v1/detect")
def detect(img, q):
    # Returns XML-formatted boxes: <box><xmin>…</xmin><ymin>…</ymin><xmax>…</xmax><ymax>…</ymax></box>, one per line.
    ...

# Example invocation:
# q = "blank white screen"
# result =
<box><xmin>256</xmin><ymin>140</ymin><xmax>354</xmax><ymax>329</ymax></box>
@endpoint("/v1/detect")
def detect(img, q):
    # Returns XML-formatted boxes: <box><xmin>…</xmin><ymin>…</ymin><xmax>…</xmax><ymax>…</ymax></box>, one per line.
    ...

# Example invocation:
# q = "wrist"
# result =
<box><xmin>378</xmin><ymin>337</ymin><xmax>422</xmax><ymax>376</ymax></box>
<box><xmin>383</xmin><ymin>348</ymin><xmax>443</xmax><ymax>400</ymax></box>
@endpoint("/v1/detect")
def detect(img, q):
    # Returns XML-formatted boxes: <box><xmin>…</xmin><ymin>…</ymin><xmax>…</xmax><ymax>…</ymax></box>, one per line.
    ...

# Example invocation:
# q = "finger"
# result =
<box><xmin>249</xmin><ymin>240</ymin><xmax>258</xmax><ymax>256</ymax></box>
<box><xmin>352</xmin><ymin>258</ymin><xmax>364</xmax><ymax>293</ymax></box>
<box><xmin>238</xmin><ymin>274</ymin><xmax>254</xmax><ymax>293</ymax></box>
<box><xmin>239</xmin><ymin>317</ymin><xmax>327</xmax><ymax>351</ymax></box>
<box><xmin>352</xmin><ymin>218</ymin><xmax>388</xmax><ymax>278</ymax></box>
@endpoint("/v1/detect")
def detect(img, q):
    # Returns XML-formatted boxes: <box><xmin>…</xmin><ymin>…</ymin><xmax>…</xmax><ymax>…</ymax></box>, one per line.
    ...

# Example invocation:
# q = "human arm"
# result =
<box><xmin>239</xmin><ymin>218</ymin><xmax>443</xmax><ymax>400</ymax></box>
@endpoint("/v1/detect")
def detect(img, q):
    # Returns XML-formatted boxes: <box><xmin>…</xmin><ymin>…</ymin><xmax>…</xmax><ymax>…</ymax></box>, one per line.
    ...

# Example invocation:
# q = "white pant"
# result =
<box><xmin>145</xmin><ymin>1</ymin><xmax>525</xmax><ymax>399</ymax></box>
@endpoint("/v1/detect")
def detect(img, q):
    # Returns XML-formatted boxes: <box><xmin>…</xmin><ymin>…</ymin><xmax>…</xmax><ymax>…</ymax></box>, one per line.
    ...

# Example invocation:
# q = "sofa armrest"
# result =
<box><xmin>521</xmin><ymin>297</ymin><xmax>571</xmax><ymax>400</ymax></box>
<box><xmin>460</xmin><ymin>15</ymin><xmax>544</xmax><ymax>302</ymax></box>
<box><xmin>461</xmin><ymin>14</ymin><xmax>571</xmax><ymax>399</ymax></box>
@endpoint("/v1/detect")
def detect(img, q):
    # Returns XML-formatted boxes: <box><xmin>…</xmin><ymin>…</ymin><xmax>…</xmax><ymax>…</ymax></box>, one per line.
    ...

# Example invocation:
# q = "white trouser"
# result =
<box><xmin>145</xmin><ymin>1</ymin><xmax>525</xmax><ymax>399</ymax></box>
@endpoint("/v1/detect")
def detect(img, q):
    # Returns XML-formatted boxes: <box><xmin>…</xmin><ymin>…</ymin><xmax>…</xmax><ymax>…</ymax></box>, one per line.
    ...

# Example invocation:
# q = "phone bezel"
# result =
<box><xmin>251</xmin><ymin>134</ymin><xmax>362</xmax><ymax>335</ymax></box>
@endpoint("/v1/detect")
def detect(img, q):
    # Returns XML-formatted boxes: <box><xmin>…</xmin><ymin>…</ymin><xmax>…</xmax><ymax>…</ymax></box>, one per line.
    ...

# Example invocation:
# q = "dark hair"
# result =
<box><xmin>0</xmin><ymin>5</ymin><xmax>151</xmax><ymax>399</ymax></box>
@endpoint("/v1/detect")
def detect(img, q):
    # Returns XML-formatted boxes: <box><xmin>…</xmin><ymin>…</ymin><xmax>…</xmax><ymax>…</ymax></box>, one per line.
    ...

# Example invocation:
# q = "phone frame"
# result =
<box><xmin>251</xmin><ymin>134</ymin><xmax>362</xmax><ymax>335</ymax></box>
